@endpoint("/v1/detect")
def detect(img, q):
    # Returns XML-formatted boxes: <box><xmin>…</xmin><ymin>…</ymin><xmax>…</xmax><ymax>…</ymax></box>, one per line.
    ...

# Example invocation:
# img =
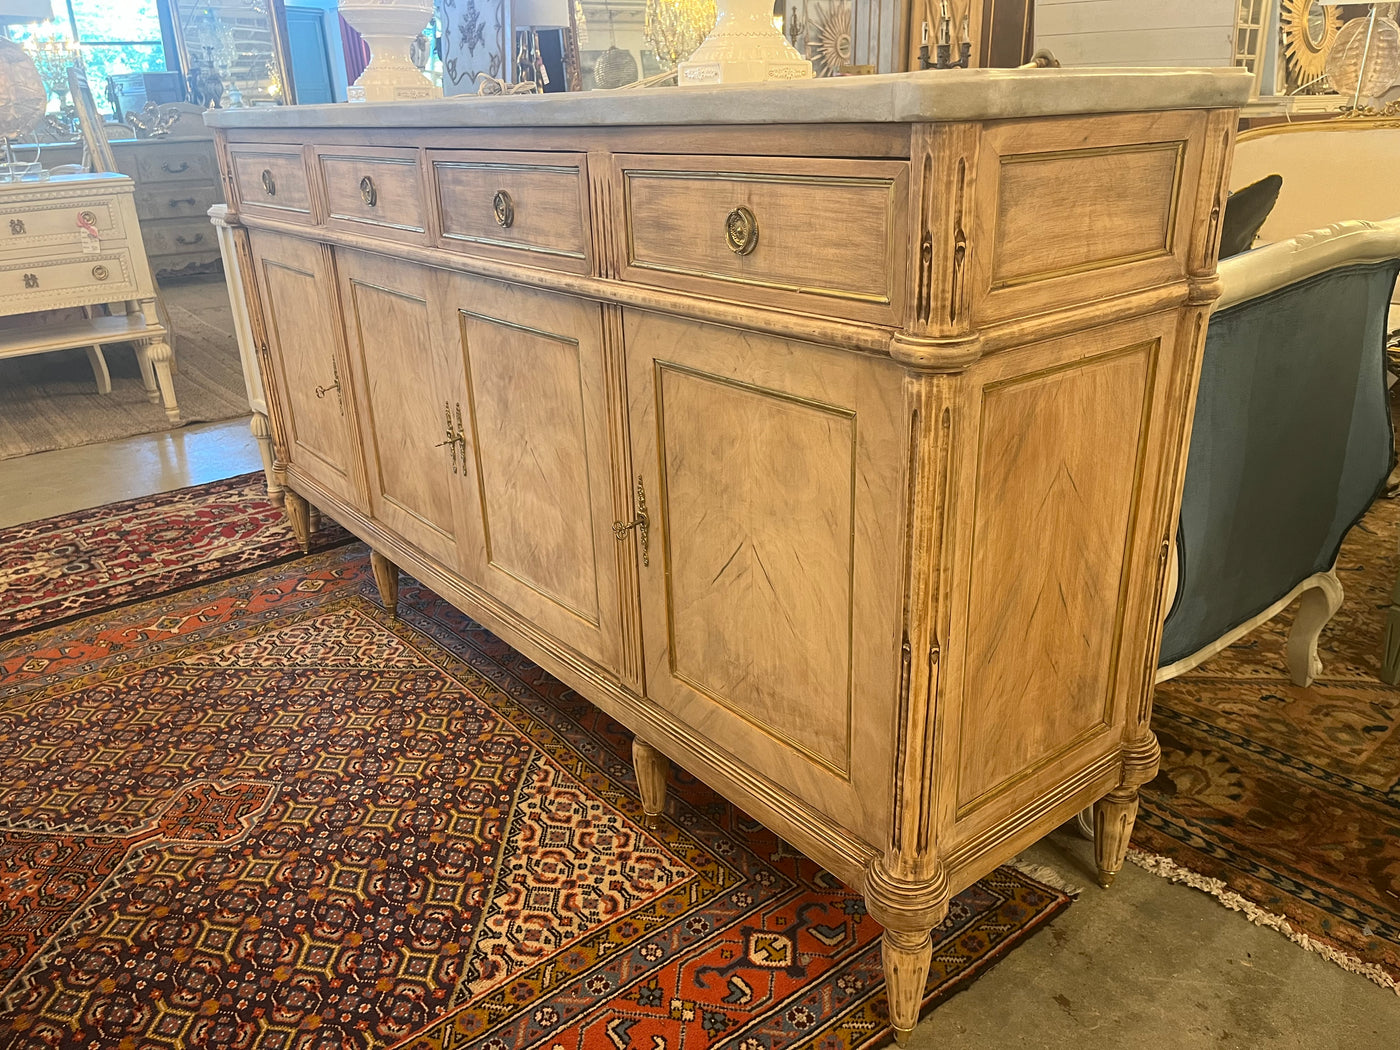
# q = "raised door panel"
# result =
<box><xmin>441</xmin><ymin>272</ymin><xmax>621</xmax><ymax>674</ymax></box>
<box><xmin>337</xmin><ymin>249</ymin><xmax>464</xmax><ymax>567</ymax></box>
<box><xmin>247</xmin><ymin>229</ymin><xmax>361</xmax><ymax>507</ymax></box>
<box><xmin>625</xmin><ymin>310</ymin><xmax>906</xmax><ymax>845</ymax></box>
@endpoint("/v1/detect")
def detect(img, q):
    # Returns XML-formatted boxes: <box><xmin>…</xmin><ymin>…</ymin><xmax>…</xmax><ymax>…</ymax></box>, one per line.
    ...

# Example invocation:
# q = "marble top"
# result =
<box><xmin>206</xmin><ymin>67</ymin><xmax>1254</xmax><ymax>130</ymax></box>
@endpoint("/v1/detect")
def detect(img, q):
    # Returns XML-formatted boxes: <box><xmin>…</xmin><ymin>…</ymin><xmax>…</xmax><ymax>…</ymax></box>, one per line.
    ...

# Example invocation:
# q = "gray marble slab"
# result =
<box><xmin>205</xmin><ymin>67</ymin><xmax>1254</xmax><ymax>130</ymax></box>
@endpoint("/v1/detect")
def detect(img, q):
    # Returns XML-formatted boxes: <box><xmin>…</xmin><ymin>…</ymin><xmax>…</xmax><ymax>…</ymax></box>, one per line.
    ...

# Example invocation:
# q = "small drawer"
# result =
<box><xmin>429</xmin><ymin>149</ymin><xmax>590</xmax><ymax>273</ymax></box>
<box><xmin>319</xmin><ymin>147</ymin><xmax>426</xmax><ymax>239</ymax></box>
<box><xmin>229</xmin><ymin>146</ymin><xmax>313</xmax><ymax>222</ymax></box>
<box><xmin>135</xmin><ymin>184</ymin><xmax>224</xmax><ymax>222</ymax></box>
<box><xmin>0</xmin><ymin>249</ymin><xmax>139</xmax><ymax>306</ymax></box>
<box><xmin>134</xmin><ymin>145</ymin><xmax>219</xmax><ymax>184</ymax></box>
<box><xmin>617</xmin><ymin>155</ymin><xmax>908</xmax><ymax>324</ymax></box>
<box><xmin>0</xmin><ymin>197</ymin><xmax>125</xmax><ymax>252</ymax></box>
<box><xmin>141</xmin><ymin>219</ymin><xmax>216</xmax><ymax>256</ymax></box>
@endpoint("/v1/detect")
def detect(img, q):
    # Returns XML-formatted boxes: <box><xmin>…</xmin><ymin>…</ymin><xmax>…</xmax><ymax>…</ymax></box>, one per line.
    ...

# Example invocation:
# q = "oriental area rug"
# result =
<box><xmin>0</xmin><ymin>487</ymin><xmax>1069</xmax><ymax>1050</ymax></box>
<box><xmin>1136</xmin><ymin>467</ymin><xmax>1400</xmax><ymax>988</ymax></box>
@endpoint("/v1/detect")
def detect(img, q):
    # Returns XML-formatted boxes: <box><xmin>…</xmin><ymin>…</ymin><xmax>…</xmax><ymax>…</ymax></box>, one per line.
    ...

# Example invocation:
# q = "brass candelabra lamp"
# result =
<box><xmin>918</xmin><ymin>1</ymin><xmax>970</xmax><ymax>69</ymax></box>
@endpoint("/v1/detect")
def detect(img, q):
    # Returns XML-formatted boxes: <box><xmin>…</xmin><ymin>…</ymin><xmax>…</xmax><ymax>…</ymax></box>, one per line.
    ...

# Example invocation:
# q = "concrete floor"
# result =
<box><xmin>3</xmin><ymin>383</ymin><xmax>1399</xmax><ymax>1048</ymax></box>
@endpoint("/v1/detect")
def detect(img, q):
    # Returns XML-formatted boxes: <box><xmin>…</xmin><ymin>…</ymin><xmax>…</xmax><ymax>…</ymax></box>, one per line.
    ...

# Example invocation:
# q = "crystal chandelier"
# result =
<box><xmin>645</xmin><ymin>0</ymin><xmax>717</xmax><ymax>69</ymax></box>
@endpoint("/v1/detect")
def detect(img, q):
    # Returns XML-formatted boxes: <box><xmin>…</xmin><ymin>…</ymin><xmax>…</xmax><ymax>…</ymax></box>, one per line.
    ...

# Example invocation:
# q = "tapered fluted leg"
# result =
<box><xmin>883</xmin><ymin>927</ymin><xmax>934</xmax><ymax>1046</ymax></box>
<box><xmin>250</xmin><ymin>412</ymin><xmax>283</xmax><ymax>505</ymax></box>
<box><xmin>1286</xmin><ymin>570</ymin><xmax>1343</xmax><ymax>687</ymax></box>
<box><xmin>284</xmin><ymin>490</ymin><xmax>311</xmax><ymax>553</ymax></box>
<box><xmin>1093</xmin><ymin>787</ymin><xmax>1139</xmax><ymax>888</ymax></box>
<box><xmin>632</xmin><ymin>737</ymin><xmax>670</xmax><ymax>829</ymax></box>
<box><xmin>370</xmin><ymin>550</ymin><xmax>399</xmax><ymax>617</ymax></box>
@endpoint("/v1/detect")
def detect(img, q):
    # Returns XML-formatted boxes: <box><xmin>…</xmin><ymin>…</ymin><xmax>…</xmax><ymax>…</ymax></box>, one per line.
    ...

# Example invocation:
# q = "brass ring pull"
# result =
<box><xmin>261</xmin><ymin>169</ymin><xmax>276</xmax><ymax>196</ymax></box>
<box><xmin>91</xmin><ymin>264</ymin><xmax>109</xmax><ymax>281</ymax></box>
<box><xmin>78</xmin><ymin>210</ymin><xmax>96</xmax><ymax>226</ymax></box>
<box><xmin>725</xmin><ymin>206</ymin><xmax>758</xmax><ymax>256</ymax></box>
<box><xmin>359</xmin><ymin>175</ymin><xmax>377</xmax><ymax>207</ymax></box>
<box><xmin>492</xmin><ymin>189</ymin><xmax>514</xmax><ymax>229</ymax></box>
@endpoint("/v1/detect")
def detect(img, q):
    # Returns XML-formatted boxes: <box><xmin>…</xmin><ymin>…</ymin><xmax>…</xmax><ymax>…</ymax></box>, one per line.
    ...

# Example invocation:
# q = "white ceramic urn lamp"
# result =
<box><xmin>677</xmin><ymin>0</ymin><xmax>813</xmax><ymax>85</ymax></box>
<box><xmin>339</xmin><ymin>0</ymin><xmax>441</xmax><ymax>102</ymax></box>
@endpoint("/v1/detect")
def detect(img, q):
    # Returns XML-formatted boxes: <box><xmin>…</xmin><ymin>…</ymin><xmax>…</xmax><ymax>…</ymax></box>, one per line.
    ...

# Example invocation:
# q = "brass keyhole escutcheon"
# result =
<box><xmin>91</xmin><ymin>264</ymin><xmax>109</xmax><ymax>281</ymax></box>
<box><xmin>261</xmin><ymin>169</ymin><xmax>276</xmax><ymax>196</ymax></box>
<box><xmin>359</xmin><ymin>175</ymin><xmax>377</xmax><ymax>207</ymax></box>
<box><xmin>492</xmin><ymin>190</ymin><xmax>514</xmax><ymax>229</ymax></box>
<box><xmin>725</xmin><ymin>205</ymin><xmax>758</xmax><ymax>256</ymax></box>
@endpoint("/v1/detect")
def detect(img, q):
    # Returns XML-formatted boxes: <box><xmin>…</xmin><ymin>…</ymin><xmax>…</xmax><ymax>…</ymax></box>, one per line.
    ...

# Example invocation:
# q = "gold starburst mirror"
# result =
<box><xmin>1282</xmin><ymin>0</ymin><xmax>1342</xmax><ymax>86</ymax></box>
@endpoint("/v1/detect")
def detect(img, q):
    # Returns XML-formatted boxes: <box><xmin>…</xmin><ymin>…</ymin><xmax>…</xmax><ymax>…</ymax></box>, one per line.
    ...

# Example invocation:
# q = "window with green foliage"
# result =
<box><xmin>6</xmin><ymin>0</ymin><xmax>170</xmax><ymax>117</ymax></box>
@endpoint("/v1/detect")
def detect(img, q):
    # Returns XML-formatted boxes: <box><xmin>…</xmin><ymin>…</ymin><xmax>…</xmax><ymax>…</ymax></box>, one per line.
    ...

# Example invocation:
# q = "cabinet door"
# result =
<box><xmin>247</xmin><ymin>229</ymin><xmax>362</xmax><ymax>508</ymax></box>
<box><xmin>337</xmin><ymin>249</ymin><xmax>465</xmax><ymax>567</ymax></box>
<box><xmin>439</xmin><ymin>272</ymin><xmax>622</xmax><ymax>674</ymax></box>
<box><xmin>624</xmin><ymin>310</ymin><xmax>907</xmax><ymax>843</ymax></box>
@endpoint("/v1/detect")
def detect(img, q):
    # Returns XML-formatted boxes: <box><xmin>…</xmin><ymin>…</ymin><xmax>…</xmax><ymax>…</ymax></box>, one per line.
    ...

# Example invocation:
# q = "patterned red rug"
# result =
<box><xmin>1137</xmin><ymin>459</ymin><xmax>1400</xmax><ymax>985</ymax></box>
<box><xmin>0</xmin><ymin>473</ymin><xmax>346</xmax><ymax>639</ymax></box>
<box><xmin>0</xmin><ymin>501</ymin><xmax>1069</xmax><ymax>1048</ymax></box>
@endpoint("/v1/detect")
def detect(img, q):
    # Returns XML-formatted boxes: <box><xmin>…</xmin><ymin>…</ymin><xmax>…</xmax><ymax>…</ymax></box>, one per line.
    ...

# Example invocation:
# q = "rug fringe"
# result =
<box><xmin>1127</xmin><ymin>848</ymin><xmax>1400</xmax><ymax>995</ymax></box>
<box><xmin>1008</xmin><ymin>856</ymin><xmax>1083</xmax><ymax>898</ymax></box>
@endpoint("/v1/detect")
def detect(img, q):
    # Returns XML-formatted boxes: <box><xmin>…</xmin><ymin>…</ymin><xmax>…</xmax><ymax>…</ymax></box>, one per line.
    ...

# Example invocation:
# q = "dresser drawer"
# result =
<box><xmin>430</xmin><ymin>150</ymin><xmax>590</xmax><ymax>273</ymax></box>
<box><xmin>141</xmin><ymin>218</ymin><xmax>217</xmax><ymax>257</ymax></box>
<box><xmin>318</xmin><ymin>147</ymin><xmax>425</xmax><ymax>240</ymax></box>
<box><xmin>229</xmin><ymin>145</ymin><xmax>313</xmax><ymax>222</ymax></box>
<box><xmin>133</xmin><ymin>144</ymin><xmax>219</xmax><ymax>185</ymax></box>
<box><xmin>135</xmin><ymin>183</ymin><xmax>224</xmax><ymax>222</ymax></box>
<box><xmin>0</xmin><ymin>196</ymin><xmax>125</xmax><ymax>252</ymax></box>
<box><xmin>0</xmin><ymin>249</ymin><xmax>139</xmax><ymax>306</ymax></box>
<box><xmin>617</xmin><ymin>155</ymin><xmax>908</xmax><ymax>324</ymax></box>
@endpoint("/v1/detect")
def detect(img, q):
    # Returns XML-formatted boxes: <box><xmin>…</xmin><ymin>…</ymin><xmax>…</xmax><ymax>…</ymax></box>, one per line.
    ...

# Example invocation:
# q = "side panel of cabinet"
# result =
<box><xmin>246</xmin><ymin>228</ymin><xmax>362</xmax><ymax>508</ymax></box>
<box><xmin>440</xmin><ymin>272</ymin><xmax>622</xmax><ymax>675</ymax></box>
<box><xmin>336</xmin><ymin>249</ymin><xmax>465</xmax><ymax>568</ymax></box>
<box><xmin>624</xmin><ymin>309</ymin><xmax>906</xmax><ymax>845</ymax></box>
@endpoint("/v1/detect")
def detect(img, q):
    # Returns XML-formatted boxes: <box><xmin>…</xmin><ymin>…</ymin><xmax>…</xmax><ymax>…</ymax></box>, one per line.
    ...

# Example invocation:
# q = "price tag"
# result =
<box><xmin>77</xmin><ymin>213</ymin><xmax>100</xmax><ymax>253</ymax></box>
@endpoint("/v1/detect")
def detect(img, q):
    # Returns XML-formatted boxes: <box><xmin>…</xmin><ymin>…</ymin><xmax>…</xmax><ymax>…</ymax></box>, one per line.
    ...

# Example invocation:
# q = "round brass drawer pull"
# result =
<box><xmin>492</xmin><ymin>189</ymin><xmax>514</xmax><ymax>229</ymax></box>
<box><xmin>261</xmin><ymin>169</ymin><xmax>276</xmax><ymax>196</ymax></box>
<box><xmin>91</xmin><ymin>264</ymin><xmax>109</xmax><ymax>281</ymax></box>
<box><xmin>359</xmin><ymin>175</ymin><xmax>377</xmax><ymax>207</ymax></box>
<box><xmin>725</xmin><ymin>205</ymin><xmax>759</xmax><ymax>256</ymax></box>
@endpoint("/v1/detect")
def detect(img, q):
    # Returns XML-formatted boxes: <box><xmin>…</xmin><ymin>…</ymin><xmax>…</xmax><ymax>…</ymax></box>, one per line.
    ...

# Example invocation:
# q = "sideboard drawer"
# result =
<box><xmin>0</xmin><ymin>197</ymin><xmax>124</xmax><ymax>251</ymax></box>
<box><xmin>319</xmin><ymin>147</ymin><xmax>426</xmax><ymax>240</ymax></box>
<box><xmin>0</xmin><ymin>249</ymin><xmax>138</xmax><ymax>306</ymax></box>
<box><xmin>617</xmin><ymin>155</ymin><xmax>908</xmax><ymax>324</ymax></box>
<box><xmin>429</xmin><ymin>150</ymin><xmax>590</xmax><ymax>273</ymax></box>
<box><xmin>229</xmin><ymin>145</ymin><xmax>313</xmax><ymax>222</ymax></box>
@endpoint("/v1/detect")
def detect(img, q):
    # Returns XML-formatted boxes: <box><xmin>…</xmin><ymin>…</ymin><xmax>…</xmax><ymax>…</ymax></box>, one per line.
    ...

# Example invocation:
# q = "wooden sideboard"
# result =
<box><xmin>208</xmin><ymin>68</ymin><xmax>1251</xmax><ymax>1042</ymax></box>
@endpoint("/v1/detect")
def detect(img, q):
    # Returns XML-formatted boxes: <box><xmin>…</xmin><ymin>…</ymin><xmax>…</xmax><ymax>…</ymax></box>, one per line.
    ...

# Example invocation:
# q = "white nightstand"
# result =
<box><xmin>0</xmin><ymin>172</ymin><xmax>179</xmax><ymax>424</ymax></box>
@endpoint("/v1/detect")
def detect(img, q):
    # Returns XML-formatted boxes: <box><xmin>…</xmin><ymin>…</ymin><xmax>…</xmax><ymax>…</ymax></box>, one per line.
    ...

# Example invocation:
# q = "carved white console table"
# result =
<box><xmin>208</xmin><ymin>67</ymin><xmax>1251</xmax><ymax>1042</ymax></box>
<box><xmin>0</xmin><ymin>172</ymin><xmax>178</xmax><ymax>424</ymax></box>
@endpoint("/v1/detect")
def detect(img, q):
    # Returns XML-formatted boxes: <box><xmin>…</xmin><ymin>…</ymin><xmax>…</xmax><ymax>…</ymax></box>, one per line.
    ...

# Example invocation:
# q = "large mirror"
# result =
<box><xmin>168</xmin><ymin>0</ymin><xmax>295</xmax><ymax>107</ymax></box>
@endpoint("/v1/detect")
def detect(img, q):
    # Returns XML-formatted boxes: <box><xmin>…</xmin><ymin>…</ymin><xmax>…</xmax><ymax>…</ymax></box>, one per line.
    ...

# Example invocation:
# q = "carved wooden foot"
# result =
<box><xmin>632</xmin><ymin>737</ymin><xmax>670</xmax><ymax>829</ymax></box>
<box><xmin>863</xmin><ymin>858</ymin><xmax>949</xmax><ymax>1044</ymax></box>
<box><xmin>249</xmin><ymin>412</ymin><xmax>284</xmax><ymax>505</ymax></box>
<box><xmin>284</xmin><ymin>490</ymin><xmax>312</xmax><ymax>553</ymax></box>
<box><xmin>370</xmin><ymin>550</ymin><xmax>400</xmax><ymax>617</ymax></box>
<box><xmin>1285</xmin><ymin>569</ymin><xmax>1342</xmax><ymax>687</ymax></box>
<box><xmin>1093</xmin><ymin>787</ymin><xmax>1139</xmax><ymax>888</ymax></box>
<box><xmin>1094</xmin><ymin>732</ymin><xmax>1161</xmax><ymax>888</ymax></box>
<box><xmin>142</xmin><ymin>339</ymin><xmax>181</xmax><ymax>425</ymax></box>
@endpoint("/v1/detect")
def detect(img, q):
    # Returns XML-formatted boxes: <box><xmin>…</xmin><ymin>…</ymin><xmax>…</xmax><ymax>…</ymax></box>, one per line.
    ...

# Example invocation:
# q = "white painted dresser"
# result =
<box><xmin>0</xmin><ymin>173</ymin><xmax>178</xmax><ymax>424</ymax></box>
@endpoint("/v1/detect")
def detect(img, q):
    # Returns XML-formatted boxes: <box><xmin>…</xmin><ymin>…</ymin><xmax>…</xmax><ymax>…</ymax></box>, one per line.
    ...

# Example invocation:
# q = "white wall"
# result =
<box><xmin>1035</xmin><ymin>0</ymin><xmax>1237</xmax><ymax>67</ymax></box>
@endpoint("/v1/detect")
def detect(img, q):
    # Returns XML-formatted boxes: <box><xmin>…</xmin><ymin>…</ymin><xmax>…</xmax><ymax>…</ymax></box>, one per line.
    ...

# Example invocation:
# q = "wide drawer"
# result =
<box><xmin>141</xmin><ymin>218</ymin><xmax>217</xmax><ymax>257</ymax></box>
<box><xmin>0</xmin><ymin>196</ymin><xmax>126</xmax><ymax>253</ymax></box>
<box><xmin>135</xmin><ymin>182</ymin><xmax>224</xmax><ymax>222</ymax></box>
<box><xmin>318</xmin><ymin>147</ymin><xmax>426</xmax><ymax>240</ymax></box>
<box><xmin>617</xmin><ymin>155</ymin><xmax>908</xmax><ymax>324</ymax></box>
<box><xmin>0</xmin><ymin>249</ymin><xmax>140</xmax><ymax>307</ymax></box>
<box><xmin>229</xmin><ymin>145</ymin><xmax>313</xmax><ymax>222</ymax></box>
<box><xmin>429</xmin><ymin>149</ymin><xmax>590</xmax><ymax>273</ymax></box>
<box><xmin>132</xmin><ymin>144</ymin><xmax>219</xmax><ymax>185</ymax></box>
